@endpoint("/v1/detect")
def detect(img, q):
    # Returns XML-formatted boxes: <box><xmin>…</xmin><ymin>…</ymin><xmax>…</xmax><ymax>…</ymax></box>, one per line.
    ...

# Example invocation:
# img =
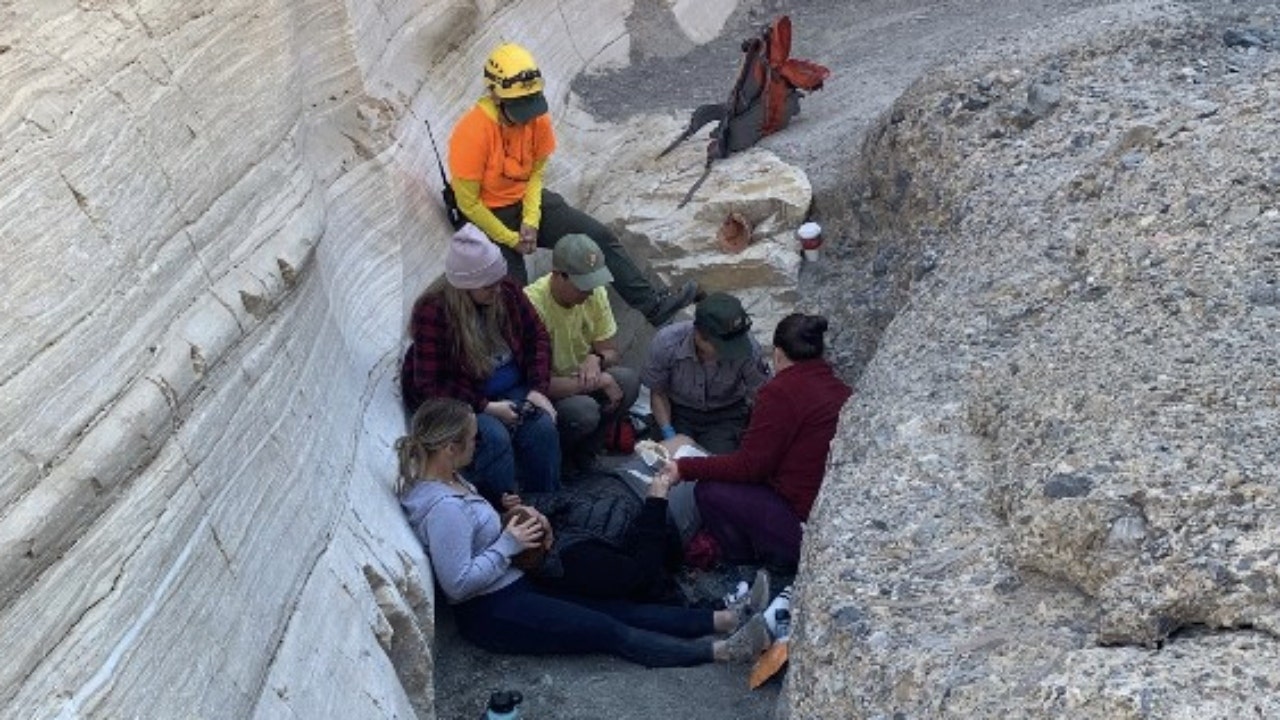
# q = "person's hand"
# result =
<box><xmin>526</xmin><ymin>390</ymin><xmax>556</xmax><ymax>422</ymax></box>
<box><xmin>647</xmin><ymin>472</ymin><xmax>673</xmax><ymax>499</ymax></box>
<box><xmin>517</xmin><ymin>224</ymin><xmax>538</xmax><ymax>255</ymax></box>
<box><xmin>599</xmin><ymin>372</ymin><xmax>623</xmax><ymax>411</ymax></box>
<box><xmin>656</xmin><ymin>459</ymin><xmax>682</xmax><ymax>486</ymax></box>
<box><xmin>500</xmin><ymin>493</ymin><xmax>522</xmax><ymax>511</ymax></box>
<box><xmin>485</xmin><ymin>400</ymin><xmax>520</xmax><ymax>426</ymax></box>
<box><xmin>577</xmin><ymin>354</ymin><xmax>603</xmax><ymax>390</ymax></box>
<box><xmin>526</xmin><ymin>506</ymin><xmax>555</xmax><ymax>549</ymax></box>
<box><xmin>505</xmin><ymin>512</ymin><xmax>544</xmax><ymax>550</ymax></box>
<box><xmin>509</xmin><ymin>505</ymin><xmax>555</xmax><ymax>550</ymax></box>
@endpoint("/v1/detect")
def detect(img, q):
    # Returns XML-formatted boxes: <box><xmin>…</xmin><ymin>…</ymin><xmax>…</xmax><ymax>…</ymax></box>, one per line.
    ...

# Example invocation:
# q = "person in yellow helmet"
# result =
<box><xmin>448</xmin><ymin>42</ymin><xmax>699</xmax><ymax>327</ymax></box>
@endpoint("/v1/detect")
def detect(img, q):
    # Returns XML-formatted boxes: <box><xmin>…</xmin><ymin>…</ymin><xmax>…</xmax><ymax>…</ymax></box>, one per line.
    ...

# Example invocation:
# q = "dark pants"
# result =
<box><xmin>488</xmin><ymin>191</ymin><xmax>658</xmax><ymax>313</ymax></box>
<box><xmin>452</xmin><ymin>577</ymin><xmax>714</xmax><ymax>668</ymax></box>
<box><xmin>536</xmin><ymin>498</ymin><xmax>680</xmax><ymax>602</ymax></box>
<box><xmin>694</xmin><ymin>480</ymin><xmax>803</xmax><ymax>570</ymax></box>
<box><xmin>671</xmin><ymin>400</ymin><xmax>750</xmax><ymax>454</ymax></box>
<box><xmin>555</xmin><ymin>365</ymin><xmax>640</xmax><ymax>461</ymax></box>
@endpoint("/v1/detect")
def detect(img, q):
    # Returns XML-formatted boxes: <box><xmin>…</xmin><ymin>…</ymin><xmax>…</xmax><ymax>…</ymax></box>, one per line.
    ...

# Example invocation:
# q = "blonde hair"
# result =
<box><xmin>411</xmin><ymin>276</ymin><xmax>514</xmax><ymax>379</ymax></box>
<box><xmin>395</xmin><ymin>397</ymin><xmax>473</xmax><ymax>495</ymax></box>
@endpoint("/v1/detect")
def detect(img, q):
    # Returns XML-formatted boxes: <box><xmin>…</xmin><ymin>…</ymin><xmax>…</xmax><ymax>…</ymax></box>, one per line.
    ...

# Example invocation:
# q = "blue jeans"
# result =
<box><xmin>467</xmin><ymin>401</ymin><xmax>561</xmax><ymax>506</ymax></box>
<box><xmin>453</xmin><ymin>578</ymin><xmax>714</xmax><ymax>667</ymax></box>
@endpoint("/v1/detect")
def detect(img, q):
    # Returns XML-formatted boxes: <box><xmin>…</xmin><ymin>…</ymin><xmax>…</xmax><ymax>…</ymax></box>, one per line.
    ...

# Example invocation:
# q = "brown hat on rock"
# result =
<box><xmin>694</xmin><ymin>293</ymin><xmax>753</xmax><ymax>361</ymax></box>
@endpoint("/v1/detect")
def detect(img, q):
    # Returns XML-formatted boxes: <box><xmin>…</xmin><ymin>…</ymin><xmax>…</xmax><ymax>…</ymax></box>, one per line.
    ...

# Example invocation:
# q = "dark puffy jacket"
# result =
<box><xmin>521</xmin><ymin>475</ymin><xmax>681</xmax><ymax>601</ymax></box>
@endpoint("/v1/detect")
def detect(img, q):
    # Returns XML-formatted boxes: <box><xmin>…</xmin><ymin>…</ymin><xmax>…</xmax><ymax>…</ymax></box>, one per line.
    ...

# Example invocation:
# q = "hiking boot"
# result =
<box><xmin>643</xmin><ymin>280</ymin><xmax>699</xmax><ymax>327</ymax></box>
<box><xmin>749</xmin><ymin>568</ymin><xmax>771</xmax><ymax>620</ymax></box>
<box><xmin>722</xmin><ymin>568</ymin><xmax>771</xmax><ymax>625</ymax></box>
<box><xmin>717</xmin><ymin>613</ymin><xmax>769</xmax><ymax>663</ymax></box>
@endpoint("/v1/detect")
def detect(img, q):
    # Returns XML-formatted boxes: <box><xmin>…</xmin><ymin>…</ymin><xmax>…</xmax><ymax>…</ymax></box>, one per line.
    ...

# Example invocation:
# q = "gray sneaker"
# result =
<box><xmin>644</xmin><ymin>280</ymin><xmax>700</xmax><ymax>327</ymax></box>
<box><xmin>723</xmin><ymin>569</ymin><xmax>771</xmax><ymax>626</ymax></box>
<box><xmin>719</xmin><ymin>614</ymin><xmax>770</xmax><ymax>663</ymax></box>
<box><xmin>749</xmin><ymin>569</ymin><xmax>771</xmax><ymax>620</ymax></box>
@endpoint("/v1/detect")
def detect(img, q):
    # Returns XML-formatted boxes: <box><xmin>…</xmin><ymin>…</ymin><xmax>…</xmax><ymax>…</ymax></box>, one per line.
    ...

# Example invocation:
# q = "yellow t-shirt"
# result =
<box><xmin>523</xmin><ymin>275</ymin><xmax>617</xmax><ymax>376</ymax></box>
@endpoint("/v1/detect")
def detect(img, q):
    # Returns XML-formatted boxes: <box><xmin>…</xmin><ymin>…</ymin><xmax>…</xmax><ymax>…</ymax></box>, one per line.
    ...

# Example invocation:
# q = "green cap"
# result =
<box><xmin>552</xmin><ymin>234</ymin><xmax>614</xmax><ymax>291</ymax></box>
<box><xmin>694</xmin><ymin>292</ymin><xmax>753</xmax><ymax>361</ymax></box>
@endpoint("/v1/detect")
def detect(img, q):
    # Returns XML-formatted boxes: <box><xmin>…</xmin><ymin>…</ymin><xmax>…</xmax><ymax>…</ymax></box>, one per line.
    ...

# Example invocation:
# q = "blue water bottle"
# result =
<box><xmin>484</xmin><ymin>690</ymin><xmax>523</xmax><ymax>720</ymax></box>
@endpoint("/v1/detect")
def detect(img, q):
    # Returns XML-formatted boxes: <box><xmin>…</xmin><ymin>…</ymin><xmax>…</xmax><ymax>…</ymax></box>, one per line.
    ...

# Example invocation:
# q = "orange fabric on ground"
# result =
<box><xmin>448</xmin><ymin>98</ymin><xmax>556</xmax><ymax>209</ymax></box>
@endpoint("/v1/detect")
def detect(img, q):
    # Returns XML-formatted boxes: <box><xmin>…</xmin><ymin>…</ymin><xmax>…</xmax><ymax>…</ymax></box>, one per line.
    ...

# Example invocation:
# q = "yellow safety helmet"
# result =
<box><xmin>484</xmin><ymin>43</ymin><xmax>548</xmax><ymax>123</ymax></box>
<box><xmin>485</xmin><ymin>43</ymin><xmax>545</xmax><ymax>98</ymax></box>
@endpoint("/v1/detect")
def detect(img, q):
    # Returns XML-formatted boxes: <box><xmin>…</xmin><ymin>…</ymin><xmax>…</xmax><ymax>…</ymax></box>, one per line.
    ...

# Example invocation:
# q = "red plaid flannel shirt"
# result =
<box><xmin>401</xmin><ymin>278</ymin><xmax>551</xmax><ymax>412</ymax></box>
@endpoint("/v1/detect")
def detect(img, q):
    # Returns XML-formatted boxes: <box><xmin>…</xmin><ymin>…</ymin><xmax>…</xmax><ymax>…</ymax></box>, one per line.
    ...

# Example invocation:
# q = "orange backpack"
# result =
<box><xmin>660</xmin><ymin>15</ymin><xmax>830</xmax><ymax>206</ymax></box>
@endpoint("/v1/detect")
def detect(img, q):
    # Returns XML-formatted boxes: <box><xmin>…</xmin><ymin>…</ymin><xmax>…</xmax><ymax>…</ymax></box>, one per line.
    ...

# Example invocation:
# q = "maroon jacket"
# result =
<box><xmin>401</xmin><ymin>278</ymin><xmax>551</xmax><ymax>412</ymax></box>
<box><xmin>677</xmin><ymin>359</ymin><xmax>852</xmax><ymax>520</ymax></box>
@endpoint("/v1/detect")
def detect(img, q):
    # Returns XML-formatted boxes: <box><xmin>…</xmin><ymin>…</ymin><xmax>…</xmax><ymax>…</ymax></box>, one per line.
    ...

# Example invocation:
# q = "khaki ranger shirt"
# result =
<box><xmin>641</xmin><ymin>320</ymin><xmax>769</xmax><ymax>412</ymax></box>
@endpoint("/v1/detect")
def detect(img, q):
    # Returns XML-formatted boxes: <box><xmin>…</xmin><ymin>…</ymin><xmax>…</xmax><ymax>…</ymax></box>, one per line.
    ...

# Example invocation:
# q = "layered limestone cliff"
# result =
<box><xmin>1</xmin><ymin>1</ymin><xmax>451</xmax><ymax>715</ymax></box>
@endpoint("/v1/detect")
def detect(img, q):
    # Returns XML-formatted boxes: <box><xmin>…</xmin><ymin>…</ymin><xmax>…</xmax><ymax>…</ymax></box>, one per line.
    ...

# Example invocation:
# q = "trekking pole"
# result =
<box><xmin>423</xmin><ymin>114</ymin><xmax>465</xmax><ymax>230</ymax></box>
<box><xmin>676</xmin><ymin>37</ymin><xmax>763</xmax><ymax>208</ymax></box>
<box><xmin>677</xmin><ymin>158</ymin><xmax>714</xmax><ymax>209</ymax></box>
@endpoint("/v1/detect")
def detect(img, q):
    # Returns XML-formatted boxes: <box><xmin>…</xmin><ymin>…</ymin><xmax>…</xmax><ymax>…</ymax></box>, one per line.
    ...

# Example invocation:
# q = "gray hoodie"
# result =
<box><xmin>400</xmin><ymin>479</ymin><xmax>523</xmax><ymax>603</ymax></box>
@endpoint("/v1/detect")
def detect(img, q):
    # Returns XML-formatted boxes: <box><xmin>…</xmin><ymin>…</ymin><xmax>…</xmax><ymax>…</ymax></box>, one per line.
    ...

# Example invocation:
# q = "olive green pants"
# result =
<box><xmin>487</xmin><ymin>191</ymin><xmax>659</xmax><ymax>313</ymax></box>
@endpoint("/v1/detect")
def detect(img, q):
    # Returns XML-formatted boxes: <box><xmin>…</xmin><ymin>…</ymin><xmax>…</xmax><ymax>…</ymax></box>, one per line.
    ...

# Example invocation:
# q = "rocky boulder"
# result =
<box><xmin>789</xmin><ymin>2</ymin><xmax>1280</xmax><ymax>717</ymax></box>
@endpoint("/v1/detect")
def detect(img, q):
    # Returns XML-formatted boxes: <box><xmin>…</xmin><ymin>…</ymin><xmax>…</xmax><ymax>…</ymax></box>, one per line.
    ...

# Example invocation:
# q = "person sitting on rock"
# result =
<box><xmin>400</xmin><ymin>223</ymin><xmax>560</xmax><ymax>506</ymax></box>
<box><xmin>523</xmin><ymin>234</ymin><xmax>640</xmax><ymax>471</ymax></box>
<box><xmin>448</xmin><ymin>41</ymin><xmax>698</xmax><ymax>326</ymax></box>
<box><xmin>396</xmin><ymin>397</ymin><xmax>769</xmax><ymax>667</ymax></box>
<box><xmin>641</xmin><ymin>292</ymin><xmax>770</xmax><ymax>454</ymax></box>
<box><xmin>657</xmin><ymin>313</ymin><xmax>852</xmax><ymax>571</ymax></box>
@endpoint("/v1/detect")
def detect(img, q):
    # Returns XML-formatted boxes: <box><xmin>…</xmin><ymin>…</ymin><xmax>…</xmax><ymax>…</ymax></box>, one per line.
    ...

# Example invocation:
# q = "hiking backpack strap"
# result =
<box><xmin>717</xmin><ymin>34</ymin><xmax>765</xmax><ymax>160</ymax></box>
<box><xmin>674</xmin><ymin>34</ymin><xmax>765</xmax><ymax>208</ymax></box>
<box><xmin>669</xmin><ymin>15</ymin><xmax>830</xmax><ymax>207</ymax></box>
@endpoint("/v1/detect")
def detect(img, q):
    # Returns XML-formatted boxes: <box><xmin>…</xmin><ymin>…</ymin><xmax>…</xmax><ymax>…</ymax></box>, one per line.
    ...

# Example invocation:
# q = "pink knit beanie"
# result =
<box><xmin>445</xmin><ymin>224</ymin><xmax>507</xmax><ymax>289</ymax></box>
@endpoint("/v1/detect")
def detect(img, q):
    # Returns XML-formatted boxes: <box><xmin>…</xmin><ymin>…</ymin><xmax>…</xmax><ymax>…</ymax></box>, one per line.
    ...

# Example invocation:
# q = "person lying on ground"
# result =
<box><xmin>642</xmin><ymin>292</ymin><xmax>770</xmax><ymax>453</ymax></box>
<box><xmin>498</xmin><ymin>471</ymin><xmax>683</xmax><ymax>604</ymax></box>
<box><xmin>656</xmin><ymin>313</ymin><xmax>853</xmax><ymax>571</ymax></box>
<box><xmin>400</xmin><ymin>223</ymin><xmax>560</xmax><ymax>505</ymax></box>
<box><xmin>524</xmin><ymin>234</ymin><xmax>639</xmax><ymax>472</ymax></box>
<box><xmin>396</xmin><ymin>397</ymin><xmax>768</xmax><ymax>666</ymax></box>
<box><xmin>448</xmin><ymin>41</ymin><xmax>697</xmax><ymax>326</ymax></box>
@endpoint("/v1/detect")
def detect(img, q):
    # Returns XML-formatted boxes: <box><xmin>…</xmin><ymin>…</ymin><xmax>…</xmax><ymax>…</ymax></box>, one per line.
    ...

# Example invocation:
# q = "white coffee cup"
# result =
<box><xmin>797</xmin><ymin>222</ymin><xmax>822</xmax><ymax>243</ymax></box>
<box><xmin>798</xmin><ymin>222</ymin><xmax>823</xmax><ymax>261</ymax></box>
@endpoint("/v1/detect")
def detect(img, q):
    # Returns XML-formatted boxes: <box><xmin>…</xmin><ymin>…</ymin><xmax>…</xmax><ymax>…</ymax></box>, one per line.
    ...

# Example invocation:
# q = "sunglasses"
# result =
<box><xmin>486</xmin><ymin>68</ymin><xmax>542</xmax><ymax>90</ymax></box>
